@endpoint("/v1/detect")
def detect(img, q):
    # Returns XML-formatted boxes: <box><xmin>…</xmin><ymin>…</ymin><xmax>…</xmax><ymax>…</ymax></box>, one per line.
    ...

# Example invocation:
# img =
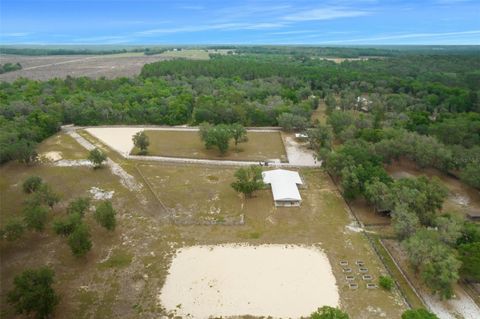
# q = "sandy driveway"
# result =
<box><xmin>283</xmin><ymin>135</ymin><xmax>319</xmax><ymax>166</ymax></box>
<box><xmin>159</xmin><ymin>244</ymin><xmax>339</xmax><ymax>318</ymax></box>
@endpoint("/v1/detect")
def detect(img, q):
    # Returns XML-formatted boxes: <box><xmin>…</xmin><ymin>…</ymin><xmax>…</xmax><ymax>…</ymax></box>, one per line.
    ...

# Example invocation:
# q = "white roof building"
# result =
<box><xmin>262</xmin><ymin>169</ymin><xmax>303</xmax><ymax>207</ymax></box>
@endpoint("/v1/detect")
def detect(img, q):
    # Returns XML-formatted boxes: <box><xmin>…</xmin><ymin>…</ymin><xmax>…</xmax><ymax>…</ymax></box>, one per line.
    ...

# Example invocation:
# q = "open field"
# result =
<box><xmin>160</xmin><ymin>244</ymin><xmax>338</xmax><ymax>317</ymax></box>
<box><xmin>156</xmin><ymin>48</ymin><xmax>232</xmax><ymax>60</ymax></box>
<box><xmin>137</xmin><ymin>163</ymin><xmax>244</xmax><ymax>224</ymax></box>
<box><xmin>0</xmin><ymin>131</ymin><xmax>407</xmax><ymax>318</ymax></box>
<box><xmin>0</xmin><ymin>53</ymin><xmax>168</xmax><ymax>81</ymax></box>
<box><xmin>136</xmin><ymin>130</ymin><xmax>288</xmax><ymax>162</ymax></box>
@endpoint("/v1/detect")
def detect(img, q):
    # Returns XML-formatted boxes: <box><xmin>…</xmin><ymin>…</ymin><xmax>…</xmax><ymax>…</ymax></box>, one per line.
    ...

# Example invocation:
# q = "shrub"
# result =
<box><xmin>379</xmin><ymin>275</ymin><xmax>394</xmax><ymax>291</ymax></box>
<box><xmin>7</xmin><ymin>267</ymin><xmax>59</xmax><ymax>319</ymax></box>
<box><xmin>88</xmin><ymin>148</ymin><xmax>107</xmax><ymax>168</ymax></box>
<box><xmin>67</xmin><ymin>223</ymin><xmax>92</xmax><ymax>257</ymax></box>
<box><xmin>66</xmin><ymin>197</ymin><xmax>90</xmax><ymax>217</ymax></box>
<box><xmin>22</xmin><ymin>176</ymin><xmax>43</xmax><ymax>193</ymax></box>
<box><xmin>310</xmin><ymin>306</ymin><xmax>349</xmax><ymax>319</ymax></box>
<box><xmin>23</xmin><ymin>204</ymin><xmax>49</xmax><ymax>232</ymax></box>
<box><xmin>52</xmin><ymin>213</ymin><xmax>82</xmax><ymax>237</ymax></box>
<box><xmin>401</xmin><ymin>309</ymin><xmax>439</xmax><ymax>319</ymax></box>
<box><xmin>94</xmin><ymin>201</ymin><xmax>117</xmax><ymax>231</ymax></box>
<box><xmin>1</xmin><ymin>219</ymin><xmax>25</xmax><ymax>241</ymax></box>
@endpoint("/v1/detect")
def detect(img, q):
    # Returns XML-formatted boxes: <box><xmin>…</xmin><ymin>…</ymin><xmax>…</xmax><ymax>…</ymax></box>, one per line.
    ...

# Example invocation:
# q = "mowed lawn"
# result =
<box><xmin>133</xmin><ymin>130</ymin><xmax>288</xmax><ymax>162</ymax></box>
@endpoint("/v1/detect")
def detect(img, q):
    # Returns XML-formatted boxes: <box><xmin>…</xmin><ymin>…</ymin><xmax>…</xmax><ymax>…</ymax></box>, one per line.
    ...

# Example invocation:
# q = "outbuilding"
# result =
<box><xmin>262</xmin><ymin>169</ymin><xmax>303</xmax><ymax>207</ymax></box>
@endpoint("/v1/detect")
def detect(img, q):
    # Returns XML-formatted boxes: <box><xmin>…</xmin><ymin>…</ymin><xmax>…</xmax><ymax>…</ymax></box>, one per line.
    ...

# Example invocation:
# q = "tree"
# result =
<box><xmin>132</xmin><ymin>131</ymin><xmax>150</xmax><ymax>155</ymax></box>
<box><xmin>307</xmin><ymin>124</ymin><xmax>333</xmax><ymax>153</ymax></box>
<box><xmin>88</xmin><ymin>148</ymin><xmax>107</xmax><ymax>168</ymax></box>
<box><xmin>364</xmin><ymin>179</ymin><xmax>394</xmax><ymax>212</ymax></box>
<box><xmin>310</xmin><ymin>306</ymin><xmax>349</xmax><ymax>319</ymax></box>
<box><xmin>23</xmin><ymin>204</ymin><xmax>49</xmax><ymax>232</ymax></box>
<box><xmin>460</xmin><ymin>163</ymin><xmax>480</xmax><ymax>189</ymax></box>
<box><xmin>392</xmin><ymin>177</ymin><xmax>447</xmax><ymax>226</ymax></box>
<box><xmin>1</xmin><ymin>218</ymin><xmax>25</xmax><ymax>241</ymax></box>
<box><xmin>53</xmin><ymin>212</ymin><xmax>82</xmax><ymax>237</ymax></box>
<box><xmin>94</xmin><ymin>201</ymin><xmax>117</xmax><ymax>231</ymax></box>
<box><xmin>277</xmin><ymin>113</ymin><xmax>309</xmax><ymax>131</ymax></box>
<box><xmin>66</xmin><ymin>197</ymin><xmax>91</xmax><ymax>217</ymax></box>
<box><xmin>327</xmin><ymin>111</ymin><xmax>354</xmax><ymax>135</ymax></box>
<box><xmin>379</xmin><ymin>275</ymin><xmax>394</xmax><ymax>291</ymax></box>
<box><xmin>420</xmin><ymin>244</ymin><xmax>461</xmax><ymax>299</ymax></box>
<box><xmin>435</xmin><ymin>215</ymin><xmax>463</xmax><ymax>246</ymax></box>
<box><xmin>230</xmin><ymin>123</ymin><xmax>248</xmax><ymax>148</ymax></box>
<box><xmin>403</xmin><ymin>229</ymin><xmax>440</xmax><ymax>272</ymax></box>
<box><xmin>458</xmin><ymin>242</ymin><xmax>480</xmax><ymax>282</ymax></box>
<box><xmin>199</xmin><ymin>124</ymin><xmax>233</xmax><ymax>155</ymax></box>
<box><xmin>7</xmin><ymin>267</ymin><xmax>59</xmax><ymax>319</ymax></box>
<box><xmin>16</xmin><ymin>140</ymin><xmax>38</xmax><ymax>164</ymax></box>
<box><xmin>405</xmin><ymin>229</ymin><xmax>460</xmax><ymax>299</ymax></box>
<box><xmin>401</xmin><ymin>309</ymin><xmax>439</xmax><ymax>319</ymax></box>
<box><xmin>231</xmin><ymin>166</ymin><xmax>265</xmax><ymax>198</ymax></box>
<box><xmin>456</xmin><ymin>221</ymin><xmax>480</xmax><ymax>246</ymax></box>
<box><xmin>391</xmin><ymin>204</ymin><xmax>420</xmax><ymax>240</ymax></box>
<box><xmin>37</xmin><ymin>184</ymin><xmax>60</xmax><ymax>209</ymax></box>
<box><xmin>67</xmin><ymin>223</ymin><xmax>92</xmax><ymax>257</ymax></box>
<box><xmin>198</xmin><ymin>122</ymin><xmax>213</xmax><ymax>147</ymax></box>
<box><xmin>22</xmin><ymin>176</ymin><xmax>43</xmax><ymax>194</ymax></box>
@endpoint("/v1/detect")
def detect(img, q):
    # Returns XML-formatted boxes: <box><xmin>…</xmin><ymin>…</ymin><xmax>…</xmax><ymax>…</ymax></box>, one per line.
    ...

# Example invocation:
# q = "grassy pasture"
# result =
<box><xmin>0</xmin><ymin>131</ymin><xmax>406</xmax><ymax>318</ymax></box>
<box><xmin>37</xmin><ymin>133</ymin><xmax>90</xmax><ymax>160</ymax></box>
<box><xmin>132</xmin><ymin>130</ymin><xmax>288</xmax><ymax>162</ymax></box>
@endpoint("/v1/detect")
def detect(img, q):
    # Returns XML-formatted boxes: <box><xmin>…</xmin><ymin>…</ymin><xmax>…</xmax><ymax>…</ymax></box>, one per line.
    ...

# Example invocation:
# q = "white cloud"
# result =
<box><xmin>314</xmin><ymin>30</ymin><xmax>480</xmax><ymax>44</ymax></box>
<box><xmin>284</xmin><ymin>7</ymin><xmax>370</xmax><ymax>21</ymax></box>
<box><xmin>2</xmin><ymin>32</ymin><xmax>30</xmax><ymax>37</ymax></box>
<box><xmin>136</xmin><ymin>22</ymin><xmax>284</xmax><ymax>36</ymax></box>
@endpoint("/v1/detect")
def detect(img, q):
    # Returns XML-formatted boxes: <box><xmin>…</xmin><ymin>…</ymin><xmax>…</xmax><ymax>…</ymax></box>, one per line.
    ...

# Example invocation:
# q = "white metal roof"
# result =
<box><xmin>262</xmin><ymin>169</ymin><xmax>303</xmax><ymax>202</ymax></box>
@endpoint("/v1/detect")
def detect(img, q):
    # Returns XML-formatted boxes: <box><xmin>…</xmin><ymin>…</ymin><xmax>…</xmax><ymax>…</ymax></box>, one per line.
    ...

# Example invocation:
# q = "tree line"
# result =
<box><xmin>0</xmin><ymin>62</ymin><xmax>22</xmax><ymax>74</ymax></box>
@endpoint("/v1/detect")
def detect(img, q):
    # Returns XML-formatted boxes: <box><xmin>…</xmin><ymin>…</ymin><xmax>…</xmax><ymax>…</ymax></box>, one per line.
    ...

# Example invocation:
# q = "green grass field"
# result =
<box><xmin>132</xmin><ymin>130</ymin><xmax>288</xmax><ymax>162</ymax></box>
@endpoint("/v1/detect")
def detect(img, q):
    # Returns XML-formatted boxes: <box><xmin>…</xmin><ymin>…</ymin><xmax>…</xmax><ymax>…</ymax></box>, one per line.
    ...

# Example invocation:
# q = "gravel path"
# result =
<box><xmin>65</xmin><ymin>128</ymin><xmax>142</xmax><ymax>191</ymax></box>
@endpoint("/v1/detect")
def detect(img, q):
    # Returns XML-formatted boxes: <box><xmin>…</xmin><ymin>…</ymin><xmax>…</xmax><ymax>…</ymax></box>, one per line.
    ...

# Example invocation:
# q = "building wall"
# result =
<box><xmin>275</xmin><ymin>200</ymin><xmax>301</xmax><ymax>207</ymax></box>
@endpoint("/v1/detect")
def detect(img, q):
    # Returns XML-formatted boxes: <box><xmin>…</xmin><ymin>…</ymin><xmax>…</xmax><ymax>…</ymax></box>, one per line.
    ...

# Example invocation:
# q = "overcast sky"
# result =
<box><xmin>1</xmin><ymin>0</ymin><xmax>479</xmax><ymax>45</ymax></box>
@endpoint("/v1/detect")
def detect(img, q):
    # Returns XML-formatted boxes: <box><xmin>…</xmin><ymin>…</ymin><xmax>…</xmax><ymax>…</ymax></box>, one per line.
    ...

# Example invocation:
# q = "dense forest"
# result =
<box><xmin>1</xmin><ymin>49</ymin><xmax>479</xmax><ymax>184</ymax></box>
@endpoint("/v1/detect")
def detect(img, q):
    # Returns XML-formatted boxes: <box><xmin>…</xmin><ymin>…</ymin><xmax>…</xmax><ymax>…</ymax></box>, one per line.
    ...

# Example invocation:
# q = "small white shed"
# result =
<box><xmin>262</xmin><ymin>169</ymin><xmax>303</xmax><ymax>207</ymax></box>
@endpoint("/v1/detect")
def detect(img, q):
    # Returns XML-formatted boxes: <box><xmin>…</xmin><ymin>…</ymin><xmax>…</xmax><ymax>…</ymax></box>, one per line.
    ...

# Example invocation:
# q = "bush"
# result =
<box><xmin>379</xmin><ymin>275</ymin><xmax>394</xmax><ymax>290</ymax></box>
<box><xmin>88</xmin><ymin>148</ymin><xmax>107</xmax><ymax>168</ymax></box>
<box><xmin>310</xmin><ymin>306</ymin><xmax>349</xmax><ymax>319</ymax></box>
<box><xmin>52</xmin><ymin>213</ymin><xmax>82</xmax><ymax>237</ymax></box>
<box><xmin>7</xmin><ymin>267</ymin><xmax>59</xmax><ymax>319</ymax></box>
<box><xmin>94</xmin><ymin>201</ymin><xmax>117</xmax><ymax>231</ymax></box>
<box><xmin>66</xmin><ymin>197</ymin><xmax>91</xmax><ymax>217</ymax></box>
<box><xmin>1</xmin><ymin>219</ymin><xmax>25</xmax><ymax>241</ymax></box>
<box><xmin>22</xmin><ymin>176</ymin><xmax>43</xmax><ymax>194</ymax></box>
<box><xmin>401</xmin><ymin>309</ymin><xmax>439</xmax><ymax>319</ymax></box>
<box><xmin>23</xmin><ymin>204</ymin><xmax>49</xmax><ymax>232</ymax></box>
<box><xmin>67</xmin><ymin>223</ymin><xmax>92</xmax><ymax>257</ymax></box>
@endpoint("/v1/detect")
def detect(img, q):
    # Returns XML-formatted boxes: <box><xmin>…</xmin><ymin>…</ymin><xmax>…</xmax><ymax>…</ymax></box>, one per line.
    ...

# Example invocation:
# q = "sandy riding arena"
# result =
<box><xmin>159</xmin><ymin>244</ymin><xmax>339</xmax><ymax>318</ymax></box>
<box><xmin>85</xmin><ymin>127</ymin><xmax>143</xmax><ymax>155</ymax></box>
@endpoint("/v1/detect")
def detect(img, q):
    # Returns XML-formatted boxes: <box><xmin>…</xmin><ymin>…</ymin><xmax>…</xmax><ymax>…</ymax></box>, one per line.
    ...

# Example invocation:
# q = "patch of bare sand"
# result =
<box><xmin>41</xmin><ymin>151</ymin><xmax>62</xmax><ymax>162</ymax></box>
<box><xmin>85</xmin><ymin>127</ymin><xmax>143</xmax><ymax>156</ymax></box>
<box><xmin>159</xmin><ymin>244</ymin><xmax>339</xmax><ymax>318</ymax></box>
